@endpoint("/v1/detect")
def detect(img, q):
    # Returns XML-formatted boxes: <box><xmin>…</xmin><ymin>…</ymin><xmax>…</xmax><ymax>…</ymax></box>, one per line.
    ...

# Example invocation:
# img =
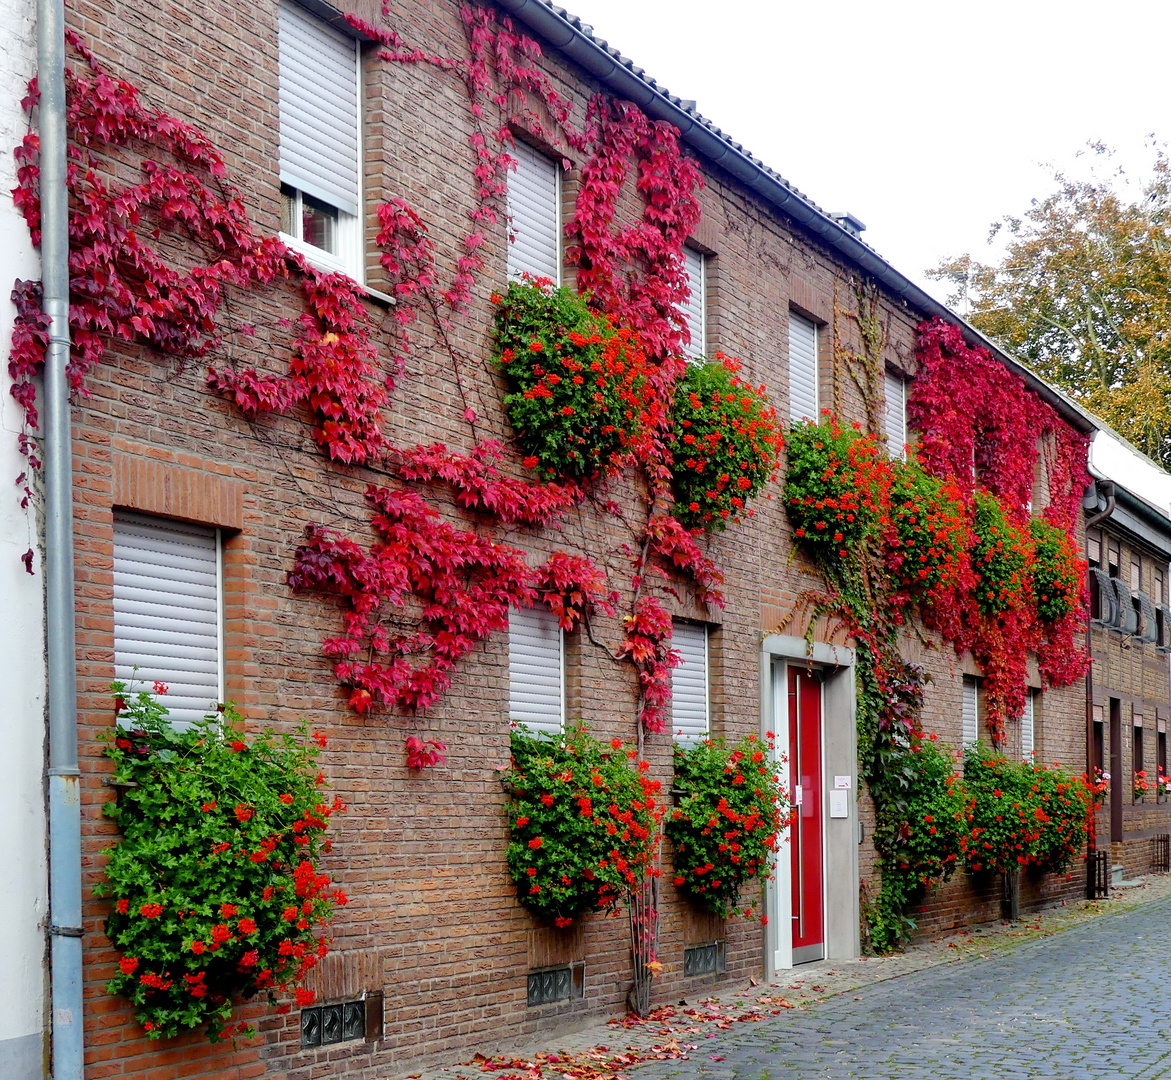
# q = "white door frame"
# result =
<box><xmin>760</xmin><ymin>634</ymin><xmax>858</xmax><ymax>978</ymax></box>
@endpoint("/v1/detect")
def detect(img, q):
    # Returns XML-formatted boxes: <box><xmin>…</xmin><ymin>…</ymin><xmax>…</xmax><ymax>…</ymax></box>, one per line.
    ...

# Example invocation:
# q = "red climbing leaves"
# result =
<box><xmin>288</xmin><ymin>484</ymin><xmax>611</xmax><ymax>715</ymax></box>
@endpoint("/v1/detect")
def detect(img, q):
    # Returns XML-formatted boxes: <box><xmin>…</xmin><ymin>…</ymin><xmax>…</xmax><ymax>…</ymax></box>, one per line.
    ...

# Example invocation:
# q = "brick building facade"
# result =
<box><xmin>9</xmin><ymin>0</ymin><xmax>1161</xmax><ymax>1078</ymax></box>
<box><xmin>1083</xmin><ymin>433</ymin><xmax>1171</xmax><ymax>882</ymax></box>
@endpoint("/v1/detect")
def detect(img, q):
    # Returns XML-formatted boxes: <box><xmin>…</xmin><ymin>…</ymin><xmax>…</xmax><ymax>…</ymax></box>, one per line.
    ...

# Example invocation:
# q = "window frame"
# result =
<box><xmin>506</xmin><ymin>138</ymin><xmax>562</xmax><ymax>286</ymax></box>
<box><xmin>1021</xmin><ymin>690</ymin><xmax>1036</xmax><ymax>761</ymax></box>
<box><xmin>277</xmin><ymin>1</ymin><xmax>365</xmax><ymax>281</ymax></box>
<box><xmin>508</xmin><ymin>606</ymin><xmax>565</xmax><ymax>737</ymax></box>
<box><xmin>787</xmin><ymin>311</ymin><xmax>819</xmax><ymax>424</ymax></box>
<box><xmin>961</xmin><ymin>674</ymin><xmax>980</xmax><ymax>749</ymax></box>
<box><xmin>682</xmin><ymin>245</ymin><xmax>706</xmax><ymax>362</ymax></box>
<box><xmin>883</xmin><ymin>368</ymin><xmax>907</xmax><ymax>459</ymax></box>
<box><xmin>670</xmin><ymin>619</ymin><xmax>710</xmax><ymax>746</ymax></box>
<box><xmin>112</xmin><ymin>511</ymin><xmax>225</xmax><ymax>727</ymax></box>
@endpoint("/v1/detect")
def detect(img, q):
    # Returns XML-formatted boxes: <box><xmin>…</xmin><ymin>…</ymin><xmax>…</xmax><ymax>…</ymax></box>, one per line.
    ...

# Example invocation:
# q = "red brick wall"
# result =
<box><xmin>57</xmin><ymin>0</ymin><xmax>1096</xmax><ymax>1076</ymax></box>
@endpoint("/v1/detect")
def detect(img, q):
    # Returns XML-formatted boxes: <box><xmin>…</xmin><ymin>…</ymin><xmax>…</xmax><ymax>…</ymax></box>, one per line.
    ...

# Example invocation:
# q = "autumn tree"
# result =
<box><xmin>929</xmin><ymin>143</ymin><xmax>1171</xmax><ymax>467</ymax></box>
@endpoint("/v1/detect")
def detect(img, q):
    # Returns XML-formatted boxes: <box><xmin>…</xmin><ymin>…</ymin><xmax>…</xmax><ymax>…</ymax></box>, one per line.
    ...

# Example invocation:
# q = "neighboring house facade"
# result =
<box><xmin>1083</xmin><ymin>427</ymin><xmax>1171</xmax><ymax>881</ymax></box>
<box><xmin>1</xmin><ymin>0</ymin><xmax>49</xmax><ymax>1075</ymax></box>
<box><xmin>12</xmin><ymin>0</ymin><xmax>1112</xmax><ymax>1077</ymax></box>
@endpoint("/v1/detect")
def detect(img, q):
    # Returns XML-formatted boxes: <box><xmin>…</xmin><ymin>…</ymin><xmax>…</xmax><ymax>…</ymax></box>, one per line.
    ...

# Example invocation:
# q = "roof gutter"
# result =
<box><xmin>495</xmin><ymin>0</ymin><xmax>1095</xmax><ymax>435</ymax></box>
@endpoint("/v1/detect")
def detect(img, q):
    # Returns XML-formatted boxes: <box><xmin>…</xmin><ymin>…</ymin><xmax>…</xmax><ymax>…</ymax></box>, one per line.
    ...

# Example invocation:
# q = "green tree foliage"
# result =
<box><xmin>929</xmin><ymin>143</ymin><xmax>1171</xmax><ymax>466</ymax></box>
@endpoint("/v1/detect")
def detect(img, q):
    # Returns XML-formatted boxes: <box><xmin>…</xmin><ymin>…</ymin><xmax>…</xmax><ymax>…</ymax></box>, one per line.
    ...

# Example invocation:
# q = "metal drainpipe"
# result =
<box><xmin>1084</xmin><ymin>481</ymin><xmax>1115</xmax><ymax>863</ymax></box>
<box><xmin>38</xmin><ymin>0</ymin><xmax>85</xmax><ymax>1071</ymax></box>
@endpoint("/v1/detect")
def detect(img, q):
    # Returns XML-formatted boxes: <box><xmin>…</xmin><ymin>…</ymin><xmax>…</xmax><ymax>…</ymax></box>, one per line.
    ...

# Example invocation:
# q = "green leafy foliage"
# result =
<box><xmin>493</xmin><ymin>278</ymin><xmax>651</xmax><ymax>481</ymax></box>
<box><xmin>1029</xmin><ymin>517</ymin><xmax>1083</xmax><ymax>624</ymax></box>
<box><xmin>866</xmin><ymin>735</ymin><xmax>966</xmax><ymax>954</ymax></box>
<box><xmin>96</xmin><ymin>683</ymin><xmax>345</xmax><ymax>1041</ymax></box>
<box><xmin>665</xmin><ymin>356</ymin><xmax>783</xmax><ymax>531</ymax></box>
<box><xmin>783</xmin><ymin>417</ymin><xmax>886</xmax><ymax>554</ymax></box>
<box><xmin>970</xmin><ymin>490</ymin><xmax>1031</xmax><ymax>615</ymax></box>
<box><xmin>884</xmin><ymin>459</ymin><xmax>969</xmax><ymax>603</ymax></box>
<box><xmin>666</xmin><ymin>735</ymin><xmax>787</xmax><ymax>918</ymax></box>
<box><xmin>504</xmin><ymin>724</ymin><xmax>662</xmax><ymax>927</ymax></box>
<box><xmin>961</xmin><ymin>745</ymin><xmax>1093</xmax><ymax>876</ymax></box>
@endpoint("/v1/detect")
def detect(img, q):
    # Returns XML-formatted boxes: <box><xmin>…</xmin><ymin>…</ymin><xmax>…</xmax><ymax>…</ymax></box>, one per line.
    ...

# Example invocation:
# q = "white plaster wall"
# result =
<box><xmin>0</xmin><ymin>0</ymin><xmax>49</xmax><ymax>1074</ymax></box>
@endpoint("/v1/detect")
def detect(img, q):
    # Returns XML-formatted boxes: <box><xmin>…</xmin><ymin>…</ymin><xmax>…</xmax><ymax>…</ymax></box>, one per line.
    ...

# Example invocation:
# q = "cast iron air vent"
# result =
<box><xmin>1089</xmin><ymin>567</ymin><xmax>1119</xmax><ymax>627</ymax></box>
<box><xmin>527</xmin><ymin>963</ymin><xmax>584</xmax><ymax>1006</ymax></box>
<box><xmin>300</xmin><ymin>998</ymin><xmax>367</xmax><ymax>1048</ymax></box>
<box><xmin>683</xmin><ymin>941</ymin><xmax>726</xmax><ymax>977</ymax></box>
<box><xmin>1134</xmin><ymin>592</ymin><xmax>1159</xmax><ymax>644</ymax></box>
<box><xmin>1111</xmin><ymin>577</ymin><xmax>1139</xmax><ymax>634</ymax></box>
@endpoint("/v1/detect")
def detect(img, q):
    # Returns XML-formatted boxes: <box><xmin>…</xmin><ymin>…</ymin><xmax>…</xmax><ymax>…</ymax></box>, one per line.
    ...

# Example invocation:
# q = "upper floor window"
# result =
<box><xmin>278</xmin><ymin>0</ymin><xmax>362</xmax><ymax>279</ymax></box>
<box><xmin>681</xmin><ymin>246</ymin><xmax>706</xmax><ymax>361</ymax></box>
<box><xmin>507</xmin><ymin>140</ymin><xmax>560</xmax><ymax>283</ymax></box>
<box><xmin>113</xmin><ymin>511</ymin><xmax>223</xmax><ymax>728</ymax></box>
<box><xmin>671</xmin><ymin>620</ymin><xmax>709</xmax><ymax>745</ymax></box>
<box><xmin>508</xmin><ymin>606</ymin><xmax>563</xmax><ymax>736</ymax></box>
<box><xmin>1021</xmin><ymin>690</ymin><xmax>1036</xmax><ymax>761</ymax></box>
<box><xmin>1087</xmin><ymin>530</ymin><xmax>1101</xmax><ymax>566</ymax></box>
<box><xmin>788</xmin><ymin>312</ymin><xmax>818</xmax><ymax>423</ymax></box>
<box><xmin>961</xmin><ymin>675</ymin><xmax>980</xmax><ymax>749</ymax></box>
<box><xmin>1107</xmin><ymin>537</ymin><xmax>1121</xmax><ymax>578</ymax></box>
<box><xmin>883</xmin><ymin>370</ymin><xmax>907</xmax><ymax>459</ymax></box>
<box><xmin>1131</xmin><ymin>556</ymin><xmax>1143</xmax><ymax>594</ymax></box>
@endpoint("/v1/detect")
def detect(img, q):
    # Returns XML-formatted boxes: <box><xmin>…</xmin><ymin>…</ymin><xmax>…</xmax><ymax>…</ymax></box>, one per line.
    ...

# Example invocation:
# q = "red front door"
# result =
<box><xmin>788</xmin><ymin>668</ymin><xmax>824</xmax><ymax>962</ymax></box>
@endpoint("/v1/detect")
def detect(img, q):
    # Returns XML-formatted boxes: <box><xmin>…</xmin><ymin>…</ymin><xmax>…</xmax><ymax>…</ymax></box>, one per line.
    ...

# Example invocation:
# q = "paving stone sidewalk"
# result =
<box><xmin>633</xmin><ymin>881</ymin><xmax>1171</xmax><ymax>1080</ymax></box>
<box><xmin>405</xmin><ymin>875</ymin><xmax>1171</xmax><ymax>1080</ymax></box>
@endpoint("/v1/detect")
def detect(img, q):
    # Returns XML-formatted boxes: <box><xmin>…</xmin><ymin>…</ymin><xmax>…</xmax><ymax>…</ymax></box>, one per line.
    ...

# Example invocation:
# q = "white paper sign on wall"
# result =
<box><xmin>829</xmin><ymin>790</ymin><xmax>849</xmax><ymax>818</ymax></box>
<box><xmin>834</xmin><ymin>775</ymin><xmax>852</xmax><ymax>789</ymax></box>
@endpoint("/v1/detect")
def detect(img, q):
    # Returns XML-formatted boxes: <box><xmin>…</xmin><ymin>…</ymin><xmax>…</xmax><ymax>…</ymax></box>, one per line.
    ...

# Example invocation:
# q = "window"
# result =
<box><xmin>1134</xmin><ymin>711</ymin><xmax>1145</xmax><ymax>797</ymax></box>
<box><xmin>1155</xmin><ymin>567</ymin><xmax>1166</xmax><ymax>605</ymax></box>
<box><xmin>1087</xmin><ymin>530</ymin><xmax>1101</xmax><ymax>566</ymax></box>
<box><xmin>671</xmin><ymin>620</ymin><xmax>709</xmax><ymax>745</ymax></box>
<box><xmin>278</xmin><ymin>0</ymin><xmax>362</xmax><ymax>277</ymax></box>
<box><xmin>788</xmin><ymin>312</ymin><xmax>819</xmax><ymax>423</ymax></box>
<box><xmin>1092</xmin><ymin>706</ymin><xmax>1105</xmax><ymax>778</ymax></box>
<box><xmin>1107</xmin><ymin>537</ymin><xmax>1121</xmax><ymax>578</ymax></box>
<box><xmin>507</xmin><ymin>140</ymin><xmax>560</xmax><ymax>283</ymax></box>
<box><xmin>681</xmin><ymin>246</ymin><xmax>706</xmax><ymax>361</ymax></box>
<box><xmin>961</xmin><ymin>675</ymin><xmax>980</xmax><ymax>748</ymax></box>
<box><xmin>508</xmin><ymin>607</ymin><xmax>564</xmax><ymax>735</ymax></box>
<box><xmin>113</xmin><ymin>511</ymin><xmax>223</xmax><ymax>727</ymax></box>
<box><xmin>883</xmin><ymin>370</ymin><xmax>907</xmax><ymax>458</ymax></box>
<box><xmin>1021</xmin><ymin>690</ymin><xmax>1036</xmax><ymax>761</ymax></box>
<box><xmin>1159</xmin><ymin>722</ymin><xmax>1168</xmax><ymax>783</ymax></box>
<box><xmin>1131</xmin><ymin>557</ymin><xmax>1142</xmax><ymax>593</ymax></box>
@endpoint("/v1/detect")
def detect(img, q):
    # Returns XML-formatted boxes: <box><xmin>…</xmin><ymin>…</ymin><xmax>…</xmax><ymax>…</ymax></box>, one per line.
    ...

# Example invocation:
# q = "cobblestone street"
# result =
<box><xmin>632</xmin><ymin>894</ymin><xmax>1171</xmax><ymax>1080</ymax></box>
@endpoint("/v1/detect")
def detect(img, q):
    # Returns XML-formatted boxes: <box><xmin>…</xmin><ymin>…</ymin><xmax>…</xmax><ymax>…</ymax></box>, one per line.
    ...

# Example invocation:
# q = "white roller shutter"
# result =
<box><xmin>507</xmin><ymin>140</ymin><xmax>560</xmax><ymax>283</ymax></box>
<box><xmin>1021</xmin><ymin>691</ymin><xmax>1035</xmax><ymax>761</ymax></box>
<box><xmin>509</xmin><ymin>606</ymin><xmax>563</xmax><ymax>736</ymax></box>
<box><xmin>113</xmin><ymin>512</ymin><xmax>223</xmax><ymax>727</ymax></box>
<box><xmin>884</xmin><ymin>371</ymin><xmax>906</xmax><ymax>458</ymax></box>
<box><xmin>962</xmin><ymin>675</ymin><xmax>979</xmax><ymax>748</ymax></box>
<box><xmin>788</xmin><ymin>312</ymin><xmax>819</xmax><ymax>423</ymax></box>
<box><xmin>279</xmin><ymin>1</ymin><xmax>360</xmax><ymax>216</ymax></box>
<box><xmin>682</xmin><ymin>246</ymin><xmax>706</xmax><ymax>361</ymax></box>
<box><xmin>671</xmin><ymin>620</ymin><xmax>709</xmax><ymax>745</ymax></box>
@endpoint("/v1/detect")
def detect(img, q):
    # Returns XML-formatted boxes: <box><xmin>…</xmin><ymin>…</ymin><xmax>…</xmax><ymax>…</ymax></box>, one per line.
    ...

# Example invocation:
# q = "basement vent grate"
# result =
<box><xmin>301</xmin><ymin>998</ymin><xmax>366</xmax><ymax>1048</ymax></box>
<box><xmin>527</xmin><ymin>963</ymin><xmax>584</xmax><ymax>1006</ymax></box>
<box><xmin>683</xmin><ymin>941</ymin><xmax>725</xmax><ymax>977</ymax></box>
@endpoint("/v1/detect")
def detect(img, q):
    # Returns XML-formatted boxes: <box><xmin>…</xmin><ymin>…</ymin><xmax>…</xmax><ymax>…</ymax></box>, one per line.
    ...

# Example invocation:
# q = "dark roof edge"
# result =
<box><xmin>496</xmin><ymin>0</ymin><xmax>1095</xmax><ymax>435</ymax></box>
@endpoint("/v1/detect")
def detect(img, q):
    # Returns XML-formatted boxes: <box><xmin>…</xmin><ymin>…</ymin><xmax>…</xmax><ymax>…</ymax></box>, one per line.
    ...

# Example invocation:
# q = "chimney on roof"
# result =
<box><xmin>829</xmin><ymin>211</ymin><xmax>866</xmax><ymax>238</ymax></box>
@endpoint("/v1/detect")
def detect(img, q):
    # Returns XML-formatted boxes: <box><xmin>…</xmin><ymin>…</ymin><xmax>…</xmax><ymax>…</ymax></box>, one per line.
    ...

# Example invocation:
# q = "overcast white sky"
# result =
<box><xmin>557</xmin><ymin>0</ymin><xmax>1171</xmax><ymax>297</ymax></box>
